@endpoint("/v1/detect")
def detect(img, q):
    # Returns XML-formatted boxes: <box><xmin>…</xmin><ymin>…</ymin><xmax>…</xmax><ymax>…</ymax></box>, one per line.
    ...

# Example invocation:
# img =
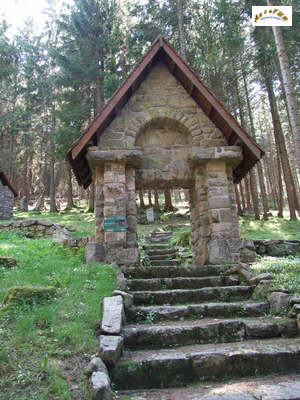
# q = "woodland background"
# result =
<box><xmin>0</xmin><ymin>0</ymin><xmax>299</xmax><ymax>219</ymax></box>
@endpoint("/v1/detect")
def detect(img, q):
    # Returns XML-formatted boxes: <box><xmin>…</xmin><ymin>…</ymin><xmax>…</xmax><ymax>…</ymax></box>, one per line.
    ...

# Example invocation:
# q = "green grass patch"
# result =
<box><xmin>252</xmin><ymin>255</ymin><xmax>300</xmax><ymax>294</ymax></box>
<box><xmin>0</xmin><ymin>229</ymin><xmax>117</xmax><ymax>399</ymax></box>
<box><xmin>239</xmin><ymin>214</ymin><xmax>300</xmax><ymax>240</ymax></box>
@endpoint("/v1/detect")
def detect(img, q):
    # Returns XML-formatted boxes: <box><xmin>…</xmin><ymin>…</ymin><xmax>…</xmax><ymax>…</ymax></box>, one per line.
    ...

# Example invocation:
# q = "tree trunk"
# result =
<box><xmin>239</xmin><ymin>183</ymin><xmax>246</xmax><ymax>211</ymax></box>
<box><xmin>49</xmin><ymin>128</ymin><xmax>57</xmax><ymax>213</ymax></box>
<box><xmin>257</xmin><ymin>162</ymin><xmax>269</xmax><ymax>218</ymax></box>
<box><xmin>268</xmin><ymin>0</ymin><xmax>300</xmax><ymax>174</ymax></box>
<box><xmin>139</xmin><ymin>190</ymin><xmax>145</xmax><ymax>208</ymax></box>
<box><xmin>241</xmin><ymin>64</ymin><xmax>261</xmax><ymax>219</ymax></box>
<box><xmin>265</xmin><ymin>75</ymin><xmax>297</xmax><ymax>220</ymax></box>
<box><xmin>66</xmin><ymin>162</ymin><xmax>74</xmax><ymax>210</ymax></box>
<box><xmin>244</xmin><ymin>176</ymin><xmax>251</xmax><ymax>212</ymax></box>
<box><xmin>177</xmin><ymin>0</ymin><xmax>187</xmax><ymax>61</ymax></box>
<box><xmin>154</xmin><ymin>190</ymin><xmax>160</xmax><ymax>210</ymax></box>
<box><xmin>148</xmin><ymin>190</ymin><xmax>152</xmax><ymax>206</ymax></box>
<box><xmin>164</xmin><ymin>189</ymin><xmax>174</xmax><ymax>211</ymax></box>
<box><xmin>234</xmin><ymin>184</ymin><xmax>242</xmax><ymax>215</ymax></box>
<box><xmin>276</xmin><ymin>146</ymin><xmax>284</xmax><ymax>218</ymax></box>
<box><xmin>88</xmin><ymin>182</ymin><xmax>95</xmax><ymax>212</ymax></box>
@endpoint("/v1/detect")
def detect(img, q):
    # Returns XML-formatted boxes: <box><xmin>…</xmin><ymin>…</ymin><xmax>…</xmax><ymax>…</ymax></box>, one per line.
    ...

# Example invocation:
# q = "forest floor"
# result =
<box><xmin>0</xmin><ymin>207</ymin><xmax>299</xmax><ymax>399</ymax></box>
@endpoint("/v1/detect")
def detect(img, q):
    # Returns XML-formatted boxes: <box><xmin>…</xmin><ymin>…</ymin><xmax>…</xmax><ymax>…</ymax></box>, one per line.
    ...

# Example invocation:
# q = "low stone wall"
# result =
<box><xmin>254</xmin><ymin>240</ymin><xmax>300</xmax><ymax>257</ymax></box>
<box><xmin>0</xmin><ymin>219</ymin><xmax>70</xmax><ymax>238</ymax></box>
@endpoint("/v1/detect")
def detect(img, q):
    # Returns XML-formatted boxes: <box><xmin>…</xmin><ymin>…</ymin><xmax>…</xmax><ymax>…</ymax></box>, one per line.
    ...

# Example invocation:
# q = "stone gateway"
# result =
<box><xmin>67</xmin><ymin>36</ymin><xmax>264</xmax><ymax>266</ymax></box>
<box><xmin>0</xmin><ymin>172</ymin><xmax>17</xmax><ymax>219</ymax></box>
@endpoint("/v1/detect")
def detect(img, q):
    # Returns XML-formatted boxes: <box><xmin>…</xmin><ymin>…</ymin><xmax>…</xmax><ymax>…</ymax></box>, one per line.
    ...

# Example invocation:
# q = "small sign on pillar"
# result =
<box><xmin>146</xmin><ymin>207</ymin><xmax>154</xmax><ymax>222</ymax></box>
<box><xmin>104</xmin><ymin>216</ymin><xmax>127</xmax><ymax>232</ymax></box>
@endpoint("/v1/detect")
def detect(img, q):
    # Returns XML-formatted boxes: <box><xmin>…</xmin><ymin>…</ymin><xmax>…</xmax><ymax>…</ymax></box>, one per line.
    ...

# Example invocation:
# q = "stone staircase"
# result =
<box><xmin>113</xmin><ymin>231</ymin><xmax>300</xmax><ymax>396</ymax></box>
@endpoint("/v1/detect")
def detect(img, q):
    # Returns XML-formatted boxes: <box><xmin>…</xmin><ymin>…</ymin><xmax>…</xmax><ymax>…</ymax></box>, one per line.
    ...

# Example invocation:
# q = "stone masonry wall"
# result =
<box><xmin>0</xmin><ymin>181</ymin><xmax>14</xmax><ymax>219</ymax></box>
<box><xmin>98</xmin><ymin>62</ymin><xmax>226</xmax><ymax>150</ymax></box>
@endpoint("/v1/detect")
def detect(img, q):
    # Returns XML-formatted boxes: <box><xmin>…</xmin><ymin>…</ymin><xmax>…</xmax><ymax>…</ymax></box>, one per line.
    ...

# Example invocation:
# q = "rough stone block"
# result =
<box><xmin>86</xmin><ymin>357</ymin><xmax>108</xmax><ymax>376</ymax></box>
<box><xmin>85</xmin><ymin>243</ymin><xmax>106</xmax><ymax>264</ymax></box>
<box><xmin>101</xmin><ymin>295</ymin><xmax>124</xmax><ymax>334</ymax></box>
<box><xmin>113</xmin><ymin>290</ymin><xmax>133</xmax><ymax>309</ymax></box>
<box><xmin>106</xmin><ymin>247</ymin><xmax>139</xmax><ymax>265</ymax></box>
<box><xmin>99</xmin><ymin>335</ymin><xmax>123</xmax><ymax>367</ymax></box>
<box><xmin>268</xmin><ymin>292</ymin><xmax>291</xmax><ymax>315</ymax></box>
<box><xmin>208</xmin><ymin>239</ymin><xmax>231</xmax><ymax>264</ymax></box>
<box><xmin>91</xmin><ymin>371</ymin><xmax>112</xmax><ymax>400</ymax></box>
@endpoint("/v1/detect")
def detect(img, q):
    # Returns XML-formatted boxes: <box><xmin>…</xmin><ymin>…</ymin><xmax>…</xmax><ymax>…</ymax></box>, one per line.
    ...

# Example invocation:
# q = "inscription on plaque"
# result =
<box><xmin>104</xmin><ymin>216</ymin><xmax>127</xmax><ymax>232</ymax></box>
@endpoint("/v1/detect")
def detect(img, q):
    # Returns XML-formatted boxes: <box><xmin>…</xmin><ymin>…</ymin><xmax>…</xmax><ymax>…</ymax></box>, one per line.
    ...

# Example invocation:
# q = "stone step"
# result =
<box><xmin>112</xmin><ymin>338</ymin><xmax>300</xmax><ymax>390</ymax></box>
<box><xmin>122</xmin><ymin>318</ymin><xmax>298</xmax><ymax>350</ymax></box>
<box><xmin>126</xmin><ymin>301</ymin><xmax>270</xmax><ymax>322</ymax></box>
<box><xmin>116</xmin><ymin>374</ymin><xmax>300</xmax><ymax>400</ymax></box>
<box><xmin>127</xmin><ymin>276</ymin><xmax>239</xmax><ymax>291</ymax></box>
<box><xmin>151</xmin><ymin>238</ymin><xmax>170</xmax><ymax>243</ymax></box>
<box><xmin>148</xmin><ymin>253</ymin><xmax>178</xmax><ymax>261</ymax></box>
<box><xmin>150</xmin><ymin>260</ymin><xmax>182</xmax><ymax>266</ymax></box>
<box><xmin>123</xmin><ymin>265</ymin><xmax>234</xmax><ymax>279</ymax></box>
<box><xmin>146</xmin><ymin>248</ymin><xmax>177</xmax><ymax>256</ymax></box>
<box><xmin>131</xmin><ymin>286</ymin><xmax>254</xmax><ymax>305</ymax></box>
<box><xmin>151</xmin><ymin>231</ymin><xmax>172</xmax><ymax>236</ymax></box>
<box><xmin>143</xmin><ymin>244</ymin><xmax>171</xmax><ymax>250</ymax></box>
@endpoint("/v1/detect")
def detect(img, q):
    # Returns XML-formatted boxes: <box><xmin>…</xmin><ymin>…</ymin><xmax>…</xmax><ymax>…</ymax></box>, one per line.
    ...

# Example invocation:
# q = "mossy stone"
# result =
<box><xmin>1</xmin><ymin>285</ymin><xmax>56</xmax><ymax>309</ymax></box>
<box><xmin>0</xmin><ymin>256</ymin><xmax>17</xmax><ymax>269</ymax></box>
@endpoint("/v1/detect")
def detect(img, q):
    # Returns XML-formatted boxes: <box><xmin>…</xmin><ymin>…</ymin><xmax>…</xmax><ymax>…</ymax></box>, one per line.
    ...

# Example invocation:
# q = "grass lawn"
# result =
<box><xmin>239</xmin><ymin>214</ymin><xmax>300</xmax><ymax>240</ymax></box>
<box><xmin>0</xmin><ymin>230</ymin><xmax>117</xmax><ymax>400</ymax></box>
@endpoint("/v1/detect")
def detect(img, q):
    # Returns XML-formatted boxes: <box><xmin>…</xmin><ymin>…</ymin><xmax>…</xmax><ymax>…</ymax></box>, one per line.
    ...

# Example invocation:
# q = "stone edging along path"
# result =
<box><xmin>85</xmin><ymin>231</ymin><xmax>300</xmax><ymax>400</ymax></box>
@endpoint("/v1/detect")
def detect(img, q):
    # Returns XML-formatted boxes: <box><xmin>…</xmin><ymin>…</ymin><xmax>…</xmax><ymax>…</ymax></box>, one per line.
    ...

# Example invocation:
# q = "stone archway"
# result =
<box><xmin>68</xmin><ymin>37</ymin><xmax>264</xmax><ymax>267</ymax></box>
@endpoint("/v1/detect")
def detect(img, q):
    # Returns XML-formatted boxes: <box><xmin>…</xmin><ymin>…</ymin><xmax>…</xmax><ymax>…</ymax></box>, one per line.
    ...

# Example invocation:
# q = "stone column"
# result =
<box><xmin>103</xmin><ymin>162</ymin><xmax>127</xmax><ymax>250</ymax></box>
<box><xmin>94</xmin><ymin>166</ymin><xmax>104</xmax><ymax>243</ymax></box>
<box><xmin>126</xmin><ymin>167</ymin><xmax>137</xmax><ymax>247</ymax></box>
<box><xmin>190</xmin><ymin>165</ymin><xmax>210</xmax><ymax>266</ymax></box>
<box><xmin>205</xmin><ymin>160</ymin><xmax>237</xmax><ymax>264</ymax></box>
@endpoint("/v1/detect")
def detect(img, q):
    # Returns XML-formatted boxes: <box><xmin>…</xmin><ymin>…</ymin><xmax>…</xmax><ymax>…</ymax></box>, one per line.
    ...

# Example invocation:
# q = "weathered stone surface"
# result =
<box><xmin>252</xmin><ymin>280</ymin><xmax>273</xmax><ymax>300</ymax></box>
<box><xmin>237</xmin><ymin>263</ymin><xmax>253</xmax><ymax>284</ymax></box>
<box><xmin>245</xmin><ymin>321</ymin><xmax>278</xmax><ymax>339</ymax></box>
<box><xmin>0</xmin><ymin>179</ymin><xmax>15</xmax><ymax>219</ymax></box>
<box><xmin>19</xmin><ymin>196</ymin><xmax>28</xmax><ymax>211</ymax></box>
<box><xmin>254</xmin><ymin>239</ymin><xmax>300</xmax><ymax>257</ymax></box>
<box><xmin>268</xmin><ymin>292</ymin><xmax>291</xmax><ymax>315</ymax></box>
<box><xmin>106</xmin><ymin>247</ymin><xmax>139</xmax><ymax>265</ymax></box>
<box><xmin>249</xmin><ymin>273</ymin><xmax>272</xmax><ymax>285</ymax></box>
<box><xmin>208</xmin><ymin>239</ymin><xmax>231</xmax><ymax>264</ymax></box>
<box><xmin>99</xmin><ymin>335</ymin><xmax>123</xmax><ymax>367</ymax></box>
<box><xmin>91</xmin><ymin>371</ymin><xmax>112</xmax><ymax>400</ymax></box>
<box><xmin>86</xmin><ymin>357</ymin><xmax>108</xmax><ymax>376</ymax></box>
<box><xmin>132</xmin><ymin>286</ymin><xmax>254</xmax><ymax>306</ymax></box>
<box><xmin>0</xmin><ymin>219</ymin><xmax>71</xmax><ymax>239</ymax></box>
<box><xmin>289</xmin><ymin>304</ymin><xmax>300</xmax><ymax>318</ymax></box>
<box><xmin>0</xmin><ymin>256</ymin><xmax>17</xmax><ymax>269</ymax></box>
<box><xmin>200</xmin><ymin>394</ymin><xmax>255</xmax><ymax>400</ymax></box>
<box><xmin>52</xmin><ymin>229</ymin><xmax>71</xmax><ymax>243</ymax></box>
<box><xmin>113</xmin><ymin>290</ymin><xmax>133</xmax><ymax>309</ymax></box>
<box><xmin>297</xmin><ymin>314</ymin><xmax>300</xmax><ymax>331</ymax></box>
<box><xmin>289</xmin><ymin>294</ymin><xmax>300</xmax><ymax>306</ymax></box>
<box><xmin>123</xmin><ymin>320</ymin><xmax>245</xmax><ymax>350</ymax></box>
<box><xmin>257</xmin><ymin>381</ymin><xmax>300</xmax><ymax>400</ymax></box>
<box><xmin>2</xmin><ymin>285</ymin><xmax>56</xmax><ymax>309</ymax></box>
<box><xmin>101</xmin><ymin>295</ymin><xmax>124</xmax><ymax>334</ymax></box>
<box><xmin>85</xmin><ymin>242</ymin><xmax>106</xmax><ymax>263</ymax></box>
<box><xmin>113</xmin><ymin>338</ymin><xmax>300</xmax><ymax>389</ymax></box>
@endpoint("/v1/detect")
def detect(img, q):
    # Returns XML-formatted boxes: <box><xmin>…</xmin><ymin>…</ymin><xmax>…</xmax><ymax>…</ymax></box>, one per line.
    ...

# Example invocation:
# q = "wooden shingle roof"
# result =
<box><xmin>67</xmin><ymin>36</ymin><xmax>264</xmax><ymax>188</ymax></box>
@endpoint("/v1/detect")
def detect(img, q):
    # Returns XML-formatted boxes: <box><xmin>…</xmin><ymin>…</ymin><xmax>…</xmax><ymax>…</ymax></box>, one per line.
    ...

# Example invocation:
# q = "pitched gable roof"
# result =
<box><xmin>67</xmin><ymin>35</ymin><xmax>264</xmax><ymax>188</ymax></box>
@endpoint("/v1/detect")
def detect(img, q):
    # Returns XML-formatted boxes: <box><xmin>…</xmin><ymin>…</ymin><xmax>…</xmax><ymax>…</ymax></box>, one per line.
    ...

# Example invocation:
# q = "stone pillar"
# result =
<box><xmin>190</xmin><ymin>165</ymin><xmax>210</xmax><ymax>266</ymax></box>
<box><xmin>103</xmin><ymin>162</ymin><xmax>127</xmax><ymax>250</ymax></box>
<box><xmin>126</xmin><ymin>167</ymin><xmax>137</xmax><ymax>247</ymax></box>
<box><xmin>95</xmin><ymin>166</ymin><xmax>104</xmax><ymax>243</ymax></box>
<box><xmin>226</xmin><ymin>166</ymin><xmax>241</xmax><ymax>263</ymax></box>
<box><xmin>205</xmin><ymin>160</ymin><xmax>237</xmax><ymax>264</ymax></box>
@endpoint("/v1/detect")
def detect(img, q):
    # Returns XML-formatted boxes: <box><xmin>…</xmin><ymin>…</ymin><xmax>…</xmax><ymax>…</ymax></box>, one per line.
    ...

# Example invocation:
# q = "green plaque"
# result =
<box><xmin>104</xmin><ymin>216</ymin><xmax>127</xmax><ymax>232</ymax></box>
